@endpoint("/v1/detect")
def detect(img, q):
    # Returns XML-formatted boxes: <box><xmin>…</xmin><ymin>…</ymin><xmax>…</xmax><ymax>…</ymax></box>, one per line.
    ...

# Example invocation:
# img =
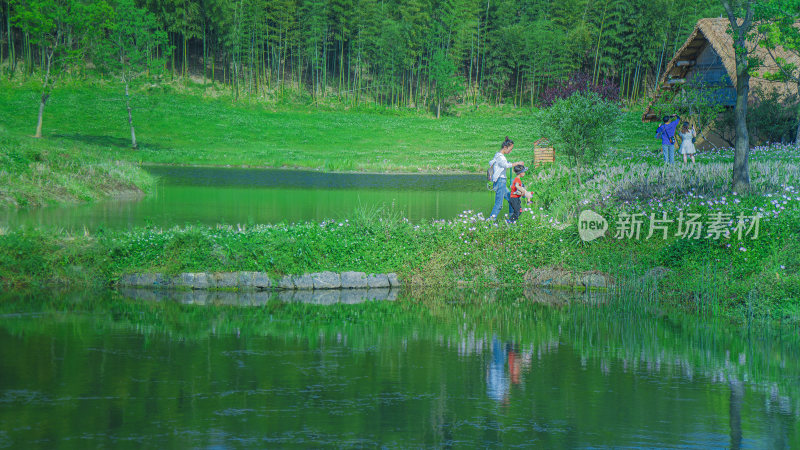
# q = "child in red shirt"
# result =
<box><xmin>508</xmin><ymin>165</ymin><xmax>528</xmax><ymax>222</ymax></box>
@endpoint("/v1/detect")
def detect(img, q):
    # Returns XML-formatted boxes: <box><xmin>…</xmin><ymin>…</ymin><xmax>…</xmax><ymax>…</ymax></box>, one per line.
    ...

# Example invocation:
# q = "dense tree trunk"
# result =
<box><xmin>6</xmin><ymin>0</ymin><xmax>737</xmax><ymax>113</ymax></box>
<box><xmin>721</xmin><ymin>0</ymin><xmax>753</xmax><ymax>192</ymax></box>
<box><xmin>731</xmin><ymin>69</ymin><xmax>750</xmax><ymax>190</ymax></box>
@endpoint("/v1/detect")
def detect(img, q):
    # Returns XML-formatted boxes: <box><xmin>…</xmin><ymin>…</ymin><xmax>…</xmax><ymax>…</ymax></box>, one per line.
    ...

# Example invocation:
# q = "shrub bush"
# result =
<box><xmin>749</xmin><ymin>90</ymin><xmax>798</xmax><ymax>144</ymax></box>
<box><xmin>718</xmin><ymin>90</ymin><xmax>799</xmax><ymax>146</ymax></box>
<box><xmin>542</xmin><ymin>91</ymin><xmax>622</xmax><ymax>182</ymax></box>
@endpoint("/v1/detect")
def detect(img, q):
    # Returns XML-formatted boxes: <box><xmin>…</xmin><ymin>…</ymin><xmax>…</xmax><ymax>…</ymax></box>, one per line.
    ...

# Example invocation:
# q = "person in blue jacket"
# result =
<box><xmin>656</xmin><ymin>114</ymin><xmax>681</xmax><ymax>164</ymax></box>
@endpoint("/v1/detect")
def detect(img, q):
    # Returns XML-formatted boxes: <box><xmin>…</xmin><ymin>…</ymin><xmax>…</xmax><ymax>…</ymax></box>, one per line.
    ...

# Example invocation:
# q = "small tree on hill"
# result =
<box><xmin>95</xmin><ymin>0</ymin><xmax>169</xmax><ymax>149</ymax></box>
<box><xmin>429</xmin><ymin>48</ymin><xmax>463</xmax><ymax>118</ymax></box>
<box><xmin>543</xmin><ymin>91</ymin><xmax>621</xmax><ymax>185</ymax></box>
<box><xmin>12</xmin><ymin>0</ymin><xmax>109</xmax><ymax>138</ymax></box>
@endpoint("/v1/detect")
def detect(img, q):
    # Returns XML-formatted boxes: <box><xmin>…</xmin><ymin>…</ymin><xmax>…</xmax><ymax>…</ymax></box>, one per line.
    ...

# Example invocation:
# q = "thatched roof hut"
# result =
<box><xmin>642</xmin><ymin>18</ymin><xmax>799</xmax><ymax>127</ymax></box>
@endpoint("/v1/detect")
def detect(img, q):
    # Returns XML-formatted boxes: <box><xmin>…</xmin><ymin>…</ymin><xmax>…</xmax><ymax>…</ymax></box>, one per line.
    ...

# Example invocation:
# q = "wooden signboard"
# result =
<box><xmin>533</xmin><ymin>146</ymin><xmax>555</xmax><ymax>167</ymax></box>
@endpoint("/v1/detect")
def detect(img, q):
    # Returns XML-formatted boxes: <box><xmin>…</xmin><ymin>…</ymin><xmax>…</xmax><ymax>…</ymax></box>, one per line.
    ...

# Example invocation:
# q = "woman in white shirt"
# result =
<box><xmin>489</xmin><ymin>137</ymin><xmax>524</xmax><ymax>219</ymax></box>
<box><xmin>678</xmin><ymin>122</ymin><xmax>697</xmax><ymax>164</ymax></box>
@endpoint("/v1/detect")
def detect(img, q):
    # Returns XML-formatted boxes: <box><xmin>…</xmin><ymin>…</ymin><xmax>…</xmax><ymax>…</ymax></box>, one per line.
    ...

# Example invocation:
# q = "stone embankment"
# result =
<box><xmin>119</xmin><ymin>287</ymin><xmax>398</xmax><ymax>305</ymax></box>
<box><xmin>118</xmin><ymin>271</ymin><xmax>401</xmax><ymax>290</ymax></box>
<box><xmin>119</xmin><ymin>267</ymin><xmax>635</xmax><ymax>292</ymax></box>
<box><xmin>523</xmin><ymin>267</ymin><xmax>614</xmax><ymax>289</ymax></box>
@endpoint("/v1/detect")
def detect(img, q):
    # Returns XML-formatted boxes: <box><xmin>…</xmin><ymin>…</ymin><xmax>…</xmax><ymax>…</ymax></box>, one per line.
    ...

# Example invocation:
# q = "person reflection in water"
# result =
<box><xmin>487</xmin><ymin>337</ymin><xmax>510</xmax><ymax>403</ymax></box>
<box><xmin>508</xmin><ymin>346</ymin><xmax>522</xmax><ymax>385</ymax></box>
<box><xmin>487</xmin><ymin>337</ymin><xmax>529</xmax><ymax>404</ymax></box>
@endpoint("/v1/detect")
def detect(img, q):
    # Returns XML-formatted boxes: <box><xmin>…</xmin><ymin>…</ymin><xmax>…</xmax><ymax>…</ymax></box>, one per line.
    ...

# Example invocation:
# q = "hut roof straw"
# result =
<box><xmin>642</xmin><ymin>18</ymin><xmax>799</xmax><ymax>122</ymax></box>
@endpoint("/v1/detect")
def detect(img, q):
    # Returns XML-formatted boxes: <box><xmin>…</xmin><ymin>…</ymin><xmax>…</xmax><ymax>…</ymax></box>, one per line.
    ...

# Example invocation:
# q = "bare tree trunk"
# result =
<box><xmin>125</xmin><ymin>82</ymin><xmax>137</xmax><ymax>149</ymax></box>
<box><xmin>34</xmin><ymin>48</ymin><xmax>53</xmax><ymax>138</ymax></box>
<box><xmin>34</xmin><ymin>93</ymin><xmax>48</xmax><ymax>138</ymax></box>
<box><xmin>202</xmin><ymin>22</ymin><xmax>206</xmax><ymax>85</ymax></box>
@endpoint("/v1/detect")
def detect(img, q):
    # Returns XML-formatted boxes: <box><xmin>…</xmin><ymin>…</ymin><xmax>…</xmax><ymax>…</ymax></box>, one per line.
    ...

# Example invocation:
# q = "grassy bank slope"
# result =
<box><xmin>0</xmin><ymin>129</ymin><xmax>155</xmax><ymax>208</ymax></box>
<box><xmin>0</xmin><ymin>80</ymin><xmax>653</xmax><ymax>172</ymax></box>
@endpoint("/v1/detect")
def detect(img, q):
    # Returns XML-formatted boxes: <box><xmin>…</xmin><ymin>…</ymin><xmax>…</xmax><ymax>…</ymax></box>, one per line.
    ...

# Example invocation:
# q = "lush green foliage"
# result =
<box><xmin>93</xmin><ymin>0</ymin><xmax>169</xmax><ymax>83</ymax></box>
<box><xmin>748</xmin><ymin>89</ymin><xmax>799</xmax><ymax>144</ymax></box>
<box><xmin>756</xmin><ymin>0</ymin><xmax>800</xmax><ymax>140</ymax></box>
<box><xmin>92</xmin><ymin>0</ymin><xmax>170</xmax><ymax>149</ymax></box>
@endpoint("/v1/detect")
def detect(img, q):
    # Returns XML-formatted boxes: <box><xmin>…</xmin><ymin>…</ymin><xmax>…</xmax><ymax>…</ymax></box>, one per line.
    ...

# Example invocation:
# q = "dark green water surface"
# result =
<box><xmin>0</xmin><ymin>289</ymin><xmax>798</xmax><ymax>448</ymax></box>
<box><xmin>1</xmin><ymin>166</ymin><xmax>490</xmax><ymax>230</ymax></box>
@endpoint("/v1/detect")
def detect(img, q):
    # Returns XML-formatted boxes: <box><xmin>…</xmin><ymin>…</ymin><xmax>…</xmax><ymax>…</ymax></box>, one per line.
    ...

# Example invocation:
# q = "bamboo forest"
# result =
<box><xmin>0</xmin><ymin>0</ymin><xmax>725</xmax><ymax>106</ymax></box>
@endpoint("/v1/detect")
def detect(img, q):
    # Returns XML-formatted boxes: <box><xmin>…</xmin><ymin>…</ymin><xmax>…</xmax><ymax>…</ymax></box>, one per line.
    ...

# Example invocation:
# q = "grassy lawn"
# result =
<box><xmin>1</xmin><ymin>80</ymin><xmax>653</xmax><ymax>173</ymax></box>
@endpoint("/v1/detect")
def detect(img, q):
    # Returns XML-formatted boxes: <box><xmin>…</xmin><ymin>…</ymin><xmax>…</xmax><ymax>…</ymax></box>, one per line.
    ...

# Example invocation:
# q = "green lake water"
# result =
<box><xmin>1</xmin><ymin>166</ymin><xmax>491</xmax><ymax>230</ymax></box>
<box><xmin>0</xmin><ymin>288</ymin><xmax>798</xmax><ymax>448</ymax></box>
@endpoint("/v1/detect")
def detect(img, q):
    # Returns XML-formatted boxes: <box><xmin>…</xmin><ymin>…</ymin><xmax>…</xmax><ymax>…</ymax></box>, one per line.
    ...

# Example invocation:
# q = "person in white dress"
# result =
<box><xmin>678</xmin><ymin>122</ymin><xmax>697</xmax><ymax>164</ymax></box>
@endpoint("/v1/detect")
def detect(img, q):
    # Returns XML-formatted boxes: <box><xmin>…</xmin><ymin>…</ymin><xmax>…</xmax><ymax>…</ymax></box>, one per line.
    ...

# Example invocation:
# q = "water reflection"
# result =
<box><xmin>0</xmin><ymin>289</ymin><xmax>797</xmax><ymax>447</ymax></box>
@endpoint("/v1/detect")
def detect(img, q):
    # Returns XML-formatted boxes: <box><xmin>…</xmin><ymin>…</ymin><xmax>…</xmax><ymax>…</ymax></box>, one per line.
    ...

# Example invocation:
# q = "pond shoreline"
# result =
<box><xmin>2</xmin><ymin>202</ymin><xmax>797</xmax><ymax>323</ymax></box>
<box><xmin>140</xmin><ymin>161</ymin><xmax>483</xmax><ymax>176</ymax></box>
